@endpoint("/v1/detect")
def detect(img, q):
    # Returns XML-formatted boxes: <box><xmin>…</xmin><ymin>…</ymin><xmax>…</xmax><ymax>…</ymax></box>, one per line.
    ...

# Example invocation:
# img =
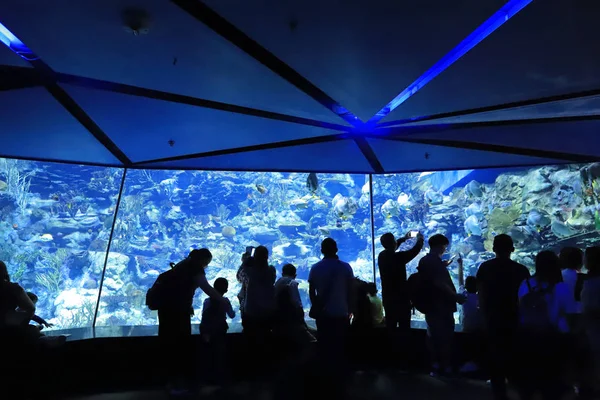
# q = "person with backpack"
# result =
<box><xmin>378</xmin><ymin>232</ymin><xmax>424</xmax><ymax>366</ymax></box>
<box><xmin>416</xmin><ymin>234</ymin><xmax>465</xmax><ymax>378</ymax></box>
<box><xmin>476</xmin><ymin>234</ymin><xmax>530</xmax><ymax>400</ymax></box>
<box><xmin>514</xmin><ymin>250</ymin><xmax>574</xmax><ymax>400</ymax></box>
<box><xmin>146</xmin><ymin>248</ymin><xmax>223</xmax><ymax>396</ymax></box>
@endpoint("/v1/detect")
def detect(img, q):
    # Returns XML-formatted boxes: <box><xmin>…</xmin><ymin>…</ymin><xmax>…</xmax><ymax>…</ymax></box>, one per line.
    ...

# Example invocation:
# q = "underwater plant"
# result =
<box><xmin>0</xmin><ymin>158</ymin><xmax>33</xmax><ymax>216</ymax></box>
<box><xmin>35</xmin><ymin>249</ymin><xmax>69</xmax><ymax>296</ymax></box>
<box><xmin>55</xmin><ymin>299</ymin><xmax>96</xmax><ymax>329</ymax></box>
<box><xmin>214</xmin><ymin>204</ymin><xmax>231</xmax><ymax>223</ymax></box>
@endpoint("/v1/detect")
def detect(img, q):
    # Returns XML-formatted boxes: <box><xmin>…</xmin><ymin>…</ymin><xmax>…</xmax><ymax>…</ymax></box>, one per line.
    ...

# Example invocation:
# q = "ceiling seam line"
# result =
<box><xmin>170</xmin><ymin>0</ymin><xmax>363</xmax><ymax>127</ymax></box>
<box><xmin>55</xmin><ymin>73</ymin><xmax>352</xmax><ymax>131</ymax></box>
<box><xmin>384</xmin><ymin>137</ymin><xmax>600</xmax><ymax>163</ymax></box>
<box><xmin>133</xmin><ymin>133</ymin><xmax>351</xmax><ymax>165</ymax></box>
<box><xmin>378</xmin><ymin>87</ymin><xmax>600</xmax><ymax>127</ymax></box>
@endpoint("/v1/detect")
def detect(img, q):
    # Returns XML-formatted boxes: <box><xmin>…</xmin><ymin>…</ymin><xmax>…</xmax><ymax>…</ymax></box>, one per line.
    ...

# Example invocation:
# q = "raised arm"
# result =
<box><xmin>399</xmin><ymin>235</ymin><xmax>424</xmax><ymax>264</ymax></box>
<box><xmin>197</xmin><ymin>274</ymin><xmax>223</xmax><ymax>300</ymax></box>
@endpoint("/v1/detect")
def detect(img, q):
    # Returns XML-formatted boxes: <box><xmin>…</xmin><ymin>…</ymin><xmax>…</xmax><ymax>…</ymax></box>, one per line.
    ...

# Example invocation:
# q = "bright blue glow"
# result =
<box><xmin>0</xmin><ymin>21</ymin><xmax>38</xmax><ymax>61</ymax></box>
<box><xmin>367</xmin><ymin>0</ymin><xmax>533</xmax><ymax>125</ymax></box>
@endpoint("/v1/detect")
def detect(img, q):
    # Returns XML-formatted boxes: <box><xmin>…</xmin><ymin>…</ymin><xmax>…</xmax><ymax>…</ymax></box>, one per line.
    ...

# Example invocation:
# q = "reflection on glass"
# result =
<box><xmin>0</xmin><ymin>158</ymin><xmax>122</xmax><ymax>329</ymax></box>
<box><xmin>95</xmin><ymin>171</ymin><xmax>373</xmax><ymax>327</ymax></box>
<box><xmin>373</xmin><ymin>164</ymin><xmax>600</xmax><ymax>325</ymax></box>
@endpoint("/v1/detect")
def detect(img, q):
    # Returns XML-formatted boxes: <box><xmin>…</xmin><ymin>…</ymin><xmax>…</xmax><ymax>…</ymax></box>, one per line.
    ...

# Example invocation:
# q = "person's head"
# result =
<box><xmin>380</xmin><ymin>233</ymin><xmax>396</xmax><ymax>251</ymax></box>
<box><xmin>27</xmin><ymin>292</ymin><xmax>38</xmax><ymax>304</ymax></box>
<box><xmin>428</xmin><ymin>234</ymin><xmax>449</xmax><ymax>256</ymax></box>
<box><xmin>282</xmin><ymin>263</ymin><xmax>297</xmax><ymax>278</ymax></box>
<box><xmin>535</xmin><ymin>250</ymin><xmax>562</xmax><ymax>285</ymax></box>
<box><xmin>492</xmin><ymin>234</ymin><xmax>514</xmax><ymax>258</ymax></box>
<box><xmin>585</xmin><ymin>246</ymin><xmax>600</xmax><ymax>275</ymax></box>
<box><xmin>366</xmin><ymin>283</ymin><xmax>378</xmax><ymax>296</ymax></box>
<box><xmin>213</xmin><ymin>277</ymin><xmax>228</xmax><ymax>295</ymax></box>
<box><xmin>465</xmin><ymin>276</ymin><xmax>477</xmax><ymax>294</ymax></box>
<box><xmin>0</xmin><ymin>261</ymin><xmax>8</xmax><ymax>282</ymax></box>
<box><xmin>321</xmin><ymin>238</ymin><xmax>338</xmax><ymax>258</ymax></box>
<box><xmin>189</xmin><ymin>248</ymin><xmax>212</xmax><ymax>269</ymax></box>
<box><xmin>253</xmin><ymin>246</ymin><xmax>269</xmax><ymax>265</ymax></box>
<box><xmin>559</xmin><ymin>247</ymin><xmax>583</xmax><ymax>271</ymax></box>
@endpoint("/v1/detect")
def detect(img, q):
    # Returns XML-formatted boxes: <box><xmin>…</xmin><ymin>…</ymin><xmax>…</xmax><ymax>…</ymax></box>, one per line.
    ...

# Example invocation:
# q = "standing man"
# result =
<box><xmin>418</xmin><ymin>234</ymin><xmax>465</xmax><ymax>377</ymax></box>
<box><xmin>309</xmin><ymin>238</ymin><xmax>354</xmax><ymax>396</ymax></box>
<box><xmin>477</xmin><ymin>234</ymin><xmax>530</xmax><ymax>400</ymax></box>
<box><xmin>378</xmin><ymin>232</ymin><xmax>424</xmax><ymax>365</ymax></box>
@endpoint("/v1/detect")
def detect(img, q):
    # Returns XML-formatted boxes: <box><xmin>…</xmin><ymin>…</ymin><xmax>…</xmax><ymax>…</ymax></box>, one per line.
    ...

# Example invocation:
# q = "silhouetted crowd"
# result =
<box><xmin>143</xmin><ymin>232</ymin><xmax>600</xmax><ymax>399</ymax></box>
<box><xmin>1</xmin><ymin>231</ymin><xmax>599</xmax><ymax>400</ymax></box>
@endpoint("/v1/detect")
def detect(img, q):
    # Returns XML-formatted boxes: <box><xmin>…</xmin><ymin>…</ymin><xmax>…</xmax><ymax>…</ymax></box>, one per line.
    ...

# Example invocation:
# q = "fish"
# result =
<box><xmin>526</xmin><ymin>209</ymin><xmax>551</xmax><ymax>231</ymax></box>
<box><xmin>424</xmin><ymin>189</ymin><xmax>443</xmax><ymax>205</ymax></box>
<box><xmin>380</xmin><ymin>199</ymin><xmax>399</xmax><ymax>218</ymax></box>
<box><xmin>464</xmin><ymin>215</ymin><xmax>482</xmax><ymax>236</ymax></box>
<box><xmin>417</xmin><ymin>171</ymin><xmax>435</xmax><ymax>181</ymax></box>
<box><xmin>465</xmin><ymin>202</ymin><xmax>482</xmax><ymax>219</ymax></box>
<box><xmin>306</xmin><ymin>173</ymin><xmax>319</xmax><ymax>194</ymax></box>
<box><xmin>255</xmin><ymin>184</ymin><xmax>267</xmax><ymax>194</ymax></box>
<box><xmin>332</xmin><ymin>194</ymin><xmax>358</xmax><ymax>219</ymax></box>
<box><xmin>550</xmin><ymin>220</ymin><xmax>577</xmax><ymax>238</ymax></box>
<box><xmin>465</xmin><ymin>180</ymin><xmax>483</xmax><ymax>198</ymax></box>
<box><xmin>397</xmin><ymin>193</ymin><xmax>411</xmax><ymax>209</ymax></box>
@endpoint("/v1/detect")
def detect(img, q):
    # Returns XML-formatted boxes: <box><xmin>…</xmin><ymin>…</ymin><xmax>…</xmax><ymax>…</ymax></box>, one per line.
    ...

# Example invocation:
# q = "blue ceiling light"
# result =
<box><xmin>366</xmin><ymin>0</ymin><xmax>534</xmax><ymax>126</ymax></box>
<box><xmin>0</xmin><ymin>21</ymin><xmax>37</xmax><ymax>61</ymax></box>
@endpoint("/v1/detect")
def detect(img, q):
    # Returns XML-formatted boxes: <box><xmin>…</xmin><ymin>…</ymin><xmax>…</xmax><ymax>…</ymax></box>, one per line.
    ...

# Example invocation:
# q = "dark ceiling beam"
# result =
<box><xmin>21</xmin><ymin>59</ymin><xmax>133</xmax><ymax>166</ymax></box>
<box><xmin>375</xmin><ymin>114</ymin><xmax>600</xmax><ymax>139</ymax></box>
<box><xmin>171</xmin><ymin>0</ymin><xmax>362</xmax><ymax>127</ymax></box>
<box><xmin>378</xmin><ymin>87</ymin><xmax>600</xmax><ymax>127</ymax></box>
<box><xmin>0</xmin><ymin>66</ymin><xmax>46</xmax><ymax>91</ymax></box>
<box><xmin>137</xmin><ymin>113</ymin><xmax>600</xmax><ymax>166</ymax></box>
<box><xmin>354</xmin><ymin>138</ymin><xmax>384</xmax><ymax>173</ymax></box>
<box><xmin>135</xmin><ymin>132</ymin><xmax>350</xmax><ymax>166</ymax></box>
<box><xmin>56</xmin><ymin>73</ymin><xmax>351</xmax><ymax>131</ymax></box>
<box><xmin>382</xmin><ymin>137</ymin><xmax>600</xmax><ymax>164</ymax></box>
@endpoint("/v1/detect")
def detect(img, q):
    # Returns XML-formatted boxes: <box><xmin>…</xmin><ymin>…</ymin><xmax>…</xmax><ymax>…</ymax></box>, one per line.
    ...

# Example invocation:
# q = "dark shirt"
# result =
<box><xmin>243</xmin><ymin>259</ymin><xmax>276</xmax><ymax>317</ymax></box>
<box><xmin>0</xmin><ymin>281</ymin><xmax>22</xmax><ymax>321</ymax></box>
<box><xmin>378</xmin><ymin>239</ymin><xmax>424</xmax><ymax>305</ymax></box>
<box><xmin>418</xmin><ymin>253</ymin><xmax>457</xmax><ymax>314</ymax></box>
<box><xmin>476</xmin><ymin>257</ymin><xmax>530</xmax><ymax>328</ymax></box>
<box><xmin>156</xmin><ymin>259</ymin><xmax>203</xmax><ymax>312</ymax></box>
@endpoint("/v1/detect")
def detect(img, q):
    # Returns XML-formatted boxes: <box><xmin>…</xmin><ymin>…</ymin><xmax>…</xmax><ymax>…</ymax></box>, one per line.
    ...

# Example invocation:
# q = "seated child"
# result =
<box><xmin>459</xmin><ymin>276</ymin><xmax>483</xmax><ymax>373</ymax></box>
<box><xmin>199</xmin><ymin>277</ymin><xmax>235</xmax><ymax>385</ymax></box>
<box><xmin>366</xmin><ymin>283</ymin><xmax>384</xmax><ymax>327</ymax></box>
<box><xmin>20</xmin><ymin>292</ymin><xmax>67</xmax><ymax>348</ymax></box>
<box><xmin>26</xmin><ymin>293</ymin><xmax>53</xmax><ymax>329</ymax></box>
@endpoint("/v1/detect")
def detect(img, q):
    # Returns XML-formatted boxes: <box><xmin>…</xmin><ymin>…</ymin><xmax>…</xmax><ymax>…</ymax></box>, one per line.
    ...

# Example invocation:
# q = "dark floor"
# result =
<box><xmin>62</xmin><ymin>371</ymin><xmax>579</xmax><ymax>400</ymax></box>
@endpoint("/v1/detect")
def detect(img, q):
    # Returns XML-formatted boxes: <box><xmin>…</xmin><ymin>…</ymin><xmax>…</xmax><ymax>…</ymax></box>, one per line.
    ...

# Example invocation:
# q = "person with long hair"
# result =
<box><xmin>241</xmin><ymin>245</ymin><xmax>276</xmax><ymax>377</ymax></box>
<box><xmin>514</xmin><ymin>250</ymin><xmax>574</xmax><ymax>400</ymax></box>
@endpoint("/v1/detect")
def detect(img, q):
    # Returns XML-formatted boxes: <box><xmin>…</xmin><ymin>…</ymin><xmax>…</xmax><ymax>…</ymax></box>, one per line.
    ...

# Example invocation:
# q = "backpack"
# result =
<box><xmin>519</xmin><ymin>279</ymin><xmax>555</xmax><ymax>333</ymax></box>
<box><xmin>145</xmin><ymin>263</ymin><xmax>178</xmax><ymax>311</ymax></box>
<box><xmin>407</xmin><ymin>271</ymin><xmax>433</xmax><ymax>314</ymax></box>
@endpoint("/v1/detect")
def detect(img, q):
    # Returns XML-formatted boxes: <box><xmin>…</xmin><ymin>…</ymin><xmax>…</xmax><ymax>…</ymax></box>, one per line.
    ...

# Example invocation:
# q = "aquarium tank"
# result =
<box><xmin>1</xmin><ymin>156</ymin><xmax>599</xmax><ymax>332</ymax></box>
<box><xmin>373</xmin><ymin>163</ymin><xmax>600</xmax><ymax>325</ymax></box>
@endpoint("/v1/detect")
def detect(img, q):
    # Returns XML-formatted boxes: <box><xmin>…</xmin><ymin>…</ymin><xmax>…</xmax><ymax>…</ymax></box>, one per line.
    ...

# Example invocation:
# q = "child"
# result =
<box><xmin>22</xmin><ymin>292</ymin><xmax>67</xmax><ymax>347</ymax></box>
<box><xmin>26</xmin><ymin>292</ymin><xmax>54</xmax><ymax>329</ymax></box>
<box><xmin>199</xmin><ymin>277</ymin><xmax>235</xmax><ymax>385</ymax></box>
<box><xmin>366</xmin><ymin>283</ymin><xmax>384</xmax><ymax>327</ymax></box>
<box><xmin>459</xmin><ymin>276</ymin><xmax>483</xmax><ymax>373</ymax></box>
